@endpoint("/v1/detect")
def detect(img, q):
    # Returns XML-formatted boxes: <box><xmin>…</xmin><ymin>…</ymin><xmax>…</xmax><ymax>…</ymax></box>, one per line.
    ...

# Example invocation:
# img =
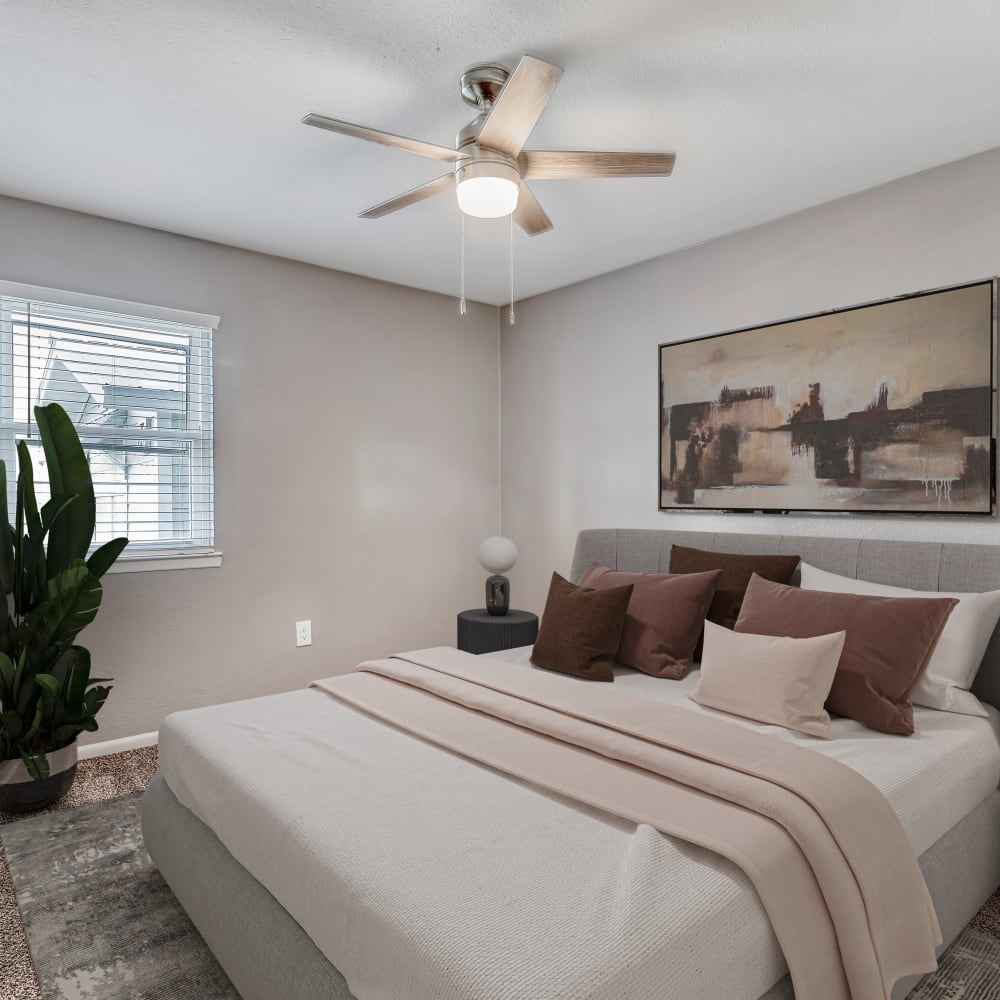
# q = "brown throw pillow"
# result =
<box><xmin>734</xmin><ymin>574</ymin><xmax>958</xmax><ymax>735</ymax></box>
<box><xmin>670</xmin><ymin>544</ymin><xmax>801</xmax><ymax>631</ymax></box>
<box><xmin>531</xmin><ymin>572</ymin><xmax>633</xmax><ymax>681</ymax></box>
<box><xmin>577</xmin><ymin>563</ymin><xmax>721</xmax><ymax>678</ymax></box>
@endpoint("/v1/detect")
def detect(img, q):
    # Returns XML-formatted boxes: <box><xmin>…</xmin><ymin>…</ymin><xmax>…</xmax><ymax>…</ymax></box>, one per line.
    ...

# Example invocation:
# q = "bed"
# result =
<box><xmin>142</xmin><ymin>528</ymin><xmax>1000</xmax><ymax>1000</ymax></box>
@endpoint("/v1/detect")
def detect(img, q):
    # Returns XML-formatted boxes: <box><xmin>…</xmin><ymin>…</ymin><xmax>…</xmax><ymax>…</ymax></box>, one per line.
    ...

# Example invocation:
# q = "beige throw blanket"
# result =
<box><xmin>312</xmin><ymin>647</ymin><xmax>940</xmax><ymax>1000</ymax></box>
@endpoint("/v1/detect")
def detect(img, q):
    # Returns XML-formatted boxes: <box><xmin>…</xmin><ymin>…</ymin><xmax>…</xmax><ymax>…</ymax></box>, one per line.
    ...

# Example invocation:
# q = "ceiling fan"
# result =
<box><xmin>302</xmin><ymin>55</ymin><xmax>676</xmax><ymax>236</ymax></box>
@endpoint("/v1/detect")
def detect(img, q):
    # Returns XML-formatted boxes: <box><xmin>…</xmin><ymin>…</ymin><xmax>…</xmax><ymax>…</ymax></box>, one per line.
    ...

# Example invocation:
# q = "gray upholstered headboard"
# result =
<box><xmin>571</xmin><ymin>528</ymin><xmax>1000</xmax><ymax>712</ymax></box>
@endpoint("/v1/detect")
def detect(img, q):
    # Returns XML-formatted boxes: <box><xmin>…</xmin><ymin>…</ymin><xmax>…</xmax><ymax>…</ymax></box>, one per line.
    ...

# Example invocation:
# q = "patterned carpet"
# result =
<box><xmin>0</xmin><ymin>747</ymin><xmax>159</xmax><ymax>1000</ymax></box>
<box><xmin>1</xmin><ymin>747</ymin><xmax>1000</xmax><ymax>999</ymax></box>
<box><xmin>906</xmin><ymin>927</ymin><xmax>1000</xmax><ymax>999</ymax></box>
<box><xmin>3</xmin><ymin>793</ymin><xmax>238</xmax><ymax>999</ymax></box>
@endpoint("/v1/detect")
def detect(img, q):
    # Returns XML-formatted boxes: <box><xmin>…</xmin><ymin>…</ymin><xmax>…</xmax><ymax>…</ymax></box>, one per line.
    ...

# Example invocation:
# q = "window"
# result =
<box><xmin>0</xmin><ymin>284</ymin><xmax>218</xmax><ymax>567</ymax></box>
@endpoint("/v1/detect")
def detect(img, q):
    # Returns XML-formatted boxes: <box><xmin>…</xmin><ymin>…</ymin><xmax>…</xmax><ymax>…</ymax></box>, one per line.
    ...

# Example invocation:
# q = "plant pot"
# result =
<box><xmin>0</xmin><ymin>742</ymin><xmax>78</xmax><ymax>814</ymax></box>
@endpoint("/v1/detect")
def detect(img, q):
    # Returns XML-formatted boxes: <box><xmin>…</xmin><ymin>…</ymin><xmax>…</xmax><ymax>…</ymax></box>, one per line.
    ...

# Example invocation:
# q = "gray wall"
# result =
<box><xmin>501</xmin><ymin>146</ymin><xmax>1000</xmax><ymax>615</ymax></box>
<box><xmin>0</xmin><ymin>195</ymin><xmax>500</xmax><ymax>744</ymax></box>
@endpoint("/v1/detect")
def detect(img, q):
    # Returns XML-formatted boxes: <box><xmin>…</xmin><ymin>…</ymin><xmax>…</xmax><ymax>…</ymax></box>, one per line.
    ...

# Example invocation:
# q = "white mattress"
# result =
<box><xmin>158</xmin><ymin>649</ymin><xmax>1000</xmax><ymax>1000</ymax></box>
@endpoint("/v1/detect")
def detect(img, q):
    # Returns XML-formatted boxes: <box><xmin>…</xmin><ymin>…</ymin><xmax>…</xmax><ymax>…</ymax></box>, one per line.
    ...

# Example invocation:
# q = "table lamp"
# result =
<box><xmin>478</xmin><ymin>536</ymin><xmax>518</xmax><ymax>616</ymax></box>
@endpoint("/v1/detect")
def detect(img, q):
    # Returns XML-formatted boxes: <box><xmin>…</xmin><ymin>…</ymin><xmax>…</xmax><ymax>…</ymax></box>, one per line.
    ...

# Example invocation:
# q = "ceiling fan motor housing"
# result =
<box><xmin>460</xmin><ymin>63</ymin><xmax>510</xmax><ymax>108</ymax></box>
<box><xmin>455</xmin><ymin>148</ymin><xmax>519</xmax><ymax>182</ymax></box>
<box><xmin>457</xmin><ymin>63</ymin><xmax>512</xmax><ymax>150</ymax></box>
<box><xmin>456</xmin><ymin>113</ymin><xmax>488</xmax><ymax>150</ymax></box>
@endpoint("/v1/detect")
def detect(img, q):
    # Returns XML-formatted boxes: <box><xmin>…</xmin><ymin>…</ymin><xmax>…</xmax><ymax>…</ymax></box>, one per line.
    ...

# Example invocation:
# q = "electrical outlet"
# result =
<box><xmin>295</xmin><ymin>620</ymin><xmax>312</xmax><ymax>647</ymax></box>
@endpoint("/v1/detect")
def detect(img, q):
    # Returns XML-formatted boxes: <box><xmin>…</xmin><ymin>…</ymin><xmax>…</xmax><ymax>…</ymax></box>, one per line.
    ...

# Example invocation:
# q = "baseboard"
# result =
<box><xmin>78</xmin><ymin>731</ymin><xmax>159</xmax><ymax>760</ymax></box>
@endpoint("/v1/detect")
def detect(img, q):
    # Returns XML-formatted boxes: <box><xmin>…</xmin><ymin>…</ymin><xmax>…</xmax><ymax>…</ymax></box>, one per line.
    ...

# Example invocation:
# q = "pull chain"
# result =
<box><xmin>508</xmin><ymin>213</ymin><xmax>515</xmax><ymax>326</ymax></box>
<box><xmin>25</xmin><ymin>302</ymin><xmax>32</xmax><ymax>435</ymax></box>
<box><xmin>459</xmin><ymin>214</ymin><xmax>467</xmax><ymax>316</ymax></box>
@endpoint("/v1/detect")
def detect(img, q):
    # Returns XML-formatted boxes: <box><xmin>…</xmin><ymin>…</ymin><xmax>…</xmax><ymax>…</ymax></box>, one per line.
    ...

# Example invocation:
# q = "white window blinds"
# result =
<box><xmin>0</xmin><ymin>291</ymin><xmax>215</xmax><ymax>558</ymax></box>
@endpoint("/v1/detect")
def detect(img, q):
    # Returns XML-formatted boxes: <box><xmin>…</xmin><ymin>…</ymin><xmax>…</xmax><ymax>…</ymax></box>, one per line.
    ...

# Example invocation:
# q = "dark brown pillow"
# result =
<box><xmin>734</xmin><ymin>574</ymin><xmax>958</xmax><ymax>735</ymax></box>
<box><xmin>670</xmin><ymin>544</ymin><xmax>801</xmax><ymax>631</ymax></box>
<box><xmin>577</xmin><ymin>563</ymin><xmax>721</xmax><ymax>678</ymax></box>
<box><xmin>531</xmin><ymin>572</ymin><xmax>633</xmax><ymax>681</ymax></box>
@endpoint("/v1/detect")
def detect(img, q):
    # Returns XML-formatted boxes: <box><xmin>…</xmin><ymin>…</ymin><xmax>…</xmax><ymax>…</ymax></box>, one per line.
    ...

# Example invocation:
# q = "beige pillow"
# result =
<box><xmin>799</xmin><ymin>562</ymin><xmax>999</xmax><ymax>718</ymax></box>
<box><xmin>691</xmin><ymin>621</ymin><xmax>846</xmax><ymax>738</ymax></box>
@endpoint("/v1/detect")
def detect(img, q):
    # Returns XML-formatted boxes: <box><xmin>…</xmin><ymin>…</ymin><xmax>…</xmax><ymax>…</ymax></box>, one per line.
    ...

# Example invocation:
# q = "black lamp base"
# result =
<box><xmin>485</xmin><ymin>574</ymin><xmax>510</xmax><ymax>616</ymax></box>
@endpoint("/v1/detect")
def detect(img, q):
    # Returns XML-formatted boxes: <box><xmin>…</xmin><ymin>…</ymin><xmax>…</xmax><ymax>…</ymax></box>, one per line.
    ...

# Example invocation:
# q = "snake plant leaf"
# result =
<box><xmin>35</xmin><ymin>404</ymin><xmax>95</xmax><ymax>578</ymax></box>
<box><xmin>0</xmin><ymin>651</ymin><xmax>14</xmax><ymax>701</ymax></box>
<box><xmin>65</xmin><ymin>646</ymin><xmax>91</xmax><ymax>716</ymax></box>
<box><xmin>15</xmin><ymin>444</ymin><xmax>46</xmax><ymax>611</ymax></box>
<box><xmin>83</xmin><ymin>684</ymin><xmax>111</xmax><ymax>717</ymax></box>
<box><xmin>1</xmin><ymin>710</ymin><xmax>22</xmax><ymax>738</ymax></box>
<box><xmin>0</xmin><ymin>613</ymin><xmax>16</xmax><ymax>661</ymax></box>
<box><xmin>24</xmin><ymin>562</ymin><xmax>103</xmax><ymax>665</ymax></box>
<box><xmin>34</xmin><ymin>495</ymin><xmax>86</xmax><ymax>609</ymax></box>
<box><xmin>80</xmin><ymin>716</ymin><xmax>99</xmax><ymax>732</ymax></box>
<box><xmin>51</xmin><ymin>724</ymin><xmax>80</xmax><ymax>745</ymax></box>
<box><xmin>23</xmin><ymin>698</ymin><xmax>44</xmax><ymax>743</ymax></box>
<box><xmin>13</xmin><ymin>647</ymin><xmax>61</xmax><ymax>696</ymax></box>
<box><xmin>48</xmin><ymin>645</ymin><xmax>73</xmax><ymax>688</ymax></box>
<box><xmin>40</xmin><ymin>493</ymin><xmax>79</xmax><ymax>533</ymax></box>
<box><xmin>14</xmin><ymin>442</ymin><xmax>34</xmax><ymax>615</ymax></box>
<box><xmin>40</xmin><ymin>494</ymin><xmax>80</xmax><ymax>588</ymax></box>
<box><xmin>0</xmin><ymin>461</ymin><xmax>13</xmax><ymax>596</ymax></box>
<box><xmin>15</xmin><ymin>441</ymin><xmax>41</xmax><ymax>538</ymax></box>
<box><xmin>87</xmin><ymin>538</ymin><xmax>129</xmax><ymax>579</ymax></box>
<box><xmin>15</xmin><ymin>674</ymin><xmax>38</xmax><ymax>715</ymax></box>
<box><xmin>21</xmin><ymin>748</ymin><xmax>49</xmax><ymax>781</ymax></box>
<box><xmin>32</xmin><ymin>672</ymin><xmax>60</xmax><ymax>696</ymax></box>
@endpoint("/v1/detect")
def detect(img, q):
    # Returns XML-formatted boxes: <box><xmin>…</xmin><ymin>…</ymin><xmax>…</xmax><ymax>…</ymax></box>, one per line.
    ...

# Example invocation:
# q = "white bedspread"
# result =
<box><xmin>158</xmin><ymin>648</ymin><xmax>1000</xmax><ymax>1000</ymax></box>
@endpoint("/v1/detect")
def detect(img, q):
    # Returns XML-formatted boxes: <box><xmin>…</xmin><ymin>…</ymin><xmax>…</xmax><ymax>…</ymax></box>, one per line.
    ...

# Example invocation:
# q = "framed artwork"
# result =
<box><xmin>659</xmin><ymin>279</ymin><xmax>996</xmax><ymax>514</ymax></box>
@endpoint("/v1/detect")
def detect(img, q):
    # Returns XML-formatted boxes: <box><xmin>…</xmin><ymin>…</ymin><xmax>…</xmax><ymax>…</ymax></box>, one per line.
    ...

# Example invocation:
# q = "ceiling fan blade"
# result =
<box><xmin>518</xmin><ymin>150</ymin><xmax>676</xmax><ymax>179</ymax></box>
<box><xmin>302</xmin><ymin>114</ymin><xmax>465</xmax><ymax>163</ymax></box>
<box><xmin>513</xmin><ymin>183</ymin><xmax>552</xmax><ymax>236</ymax></box>
<box><xmin>359</xmin><ymin>174</ymin><xmax>454</xmax><ymax>219</ymax></box>
<box><xmin>476</xmin><ymin>55</ymin><xmax>564</xmax><ymax>158</ymax></box>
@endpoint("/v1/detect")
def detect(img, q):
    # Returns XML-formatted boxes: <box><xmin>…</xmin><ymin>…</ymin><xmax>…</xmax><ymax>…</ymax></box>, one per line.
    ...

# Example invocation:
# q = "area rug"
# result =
<box><xmin>1</xmin><ymin>745</ymin><xmax>160</xmax><ymax>1000</ymax></box>
<box><xmin>2</xmin><ymin>792</ymin><xmax>238</xmax><ymax>1000</ymax></box>
<box><xmin>906</xmin><ymin>928</ymin><xmax>1000</xmax><ymax>999</ymax></box>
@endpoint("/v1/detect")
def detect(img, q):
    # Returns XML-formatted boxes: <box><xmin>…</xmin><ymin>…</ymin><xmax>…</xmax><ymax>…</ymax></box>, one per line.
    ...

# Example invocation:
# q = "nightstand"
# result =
<box><xmin>456</xmin><ymin>609</ymin><xmax>539</xmax><ymax>655</ymax></box>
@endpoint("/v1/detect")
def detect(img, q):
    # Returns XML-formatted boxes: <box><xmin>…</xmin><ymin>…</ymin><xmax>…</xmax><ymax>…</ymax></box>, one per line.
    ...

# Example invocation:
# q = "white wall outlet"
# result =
<box><xmin>295</xmin><ymin>620</ymin><xmax>312</xmax><ymax>647</ymax></box>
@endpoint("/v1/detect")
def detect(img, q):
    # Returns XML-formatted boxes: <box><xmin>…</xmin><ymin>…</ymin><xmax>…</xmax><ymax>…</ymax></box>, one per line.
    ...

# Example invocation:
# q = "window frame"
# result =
<box><xmin>0</xmin><ymin>280</ymin><xmax>221</xmax><ymax>572</ymax></box>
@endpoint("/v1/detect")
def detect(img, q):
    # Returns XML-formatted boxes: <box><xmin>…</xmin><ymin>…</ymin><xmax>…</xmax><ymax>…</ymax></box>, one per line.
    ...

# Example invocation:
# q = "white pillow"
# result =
<box><xmin>691</xmin><ymin>621</ymin><xmax>846</xmax><ymax>738</ymax></box>
<box><xmin>799</xmin><ymin>562</ymin><xmax>1000</xmax><ymax>718</ymax></box>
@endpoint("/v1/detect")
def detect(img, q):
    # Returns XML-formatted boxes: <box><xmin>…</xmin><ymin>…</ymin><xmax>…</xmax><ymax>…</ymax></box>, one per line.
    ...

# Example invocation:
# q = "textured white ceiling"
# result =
<box><xmin>3</xmin><ymin>1</ymin><xmax>1000</xmax><ymax>305</ymax></box>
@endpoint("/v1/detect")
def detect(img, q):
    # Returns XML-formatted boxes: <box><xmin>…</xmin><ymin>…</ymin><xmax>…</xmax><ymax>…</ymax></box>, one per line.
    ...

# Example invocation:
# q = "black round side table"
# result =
<box><xmin>457</xmin><ymin>609</ymin><xmax>539</xmax><ymax>655</ymax></box>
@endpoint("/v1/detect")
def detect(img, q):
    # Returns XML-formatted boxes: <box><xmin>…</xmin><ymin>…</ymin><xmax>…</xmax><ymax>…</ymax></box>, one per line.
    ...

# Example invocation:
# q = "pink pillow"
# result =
<box><xmin>691</xmin><ymin>622</ymin><xmax>846</xmax><ymax>738</ymax></box>
<box><xmin>734</xmin><ymin>574</ymin><xmax>957</xmax><ymax>735</ymax></box>
<box><xmin>577</xmin><ymin>563</ymin><xmax>721</xmax><ymax>678</ymax></box>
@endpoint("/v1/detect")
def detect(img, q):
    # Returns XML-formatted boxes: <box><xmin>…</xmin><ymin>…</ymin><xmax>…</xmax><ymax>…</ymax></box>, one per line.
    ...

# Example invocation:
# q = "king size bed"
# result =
<box><xmin>141</xmin><ymin>528</ymin><xmax>1000</xmax><ymax>1000</ymax></box>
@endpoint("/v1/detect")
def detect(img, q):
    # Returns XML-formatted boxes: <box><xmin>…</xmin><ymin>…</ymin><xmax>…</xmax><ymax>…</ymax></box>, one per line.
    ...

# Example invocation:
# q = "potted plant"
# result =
<box><xmin>0</xmin><ymin>403</ymin><xmax>127</xmax><ymax>812</ymax></box>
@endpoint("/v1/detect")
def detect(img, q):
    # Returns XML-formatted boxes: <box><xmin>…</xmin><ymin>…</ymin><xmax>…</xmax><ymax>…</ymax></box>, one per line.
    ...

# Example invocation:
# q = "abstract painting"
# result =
<box><xmin>659</xmin><ymin>280</ymin><xmax>995</xmax><ymax>514</ymax></box>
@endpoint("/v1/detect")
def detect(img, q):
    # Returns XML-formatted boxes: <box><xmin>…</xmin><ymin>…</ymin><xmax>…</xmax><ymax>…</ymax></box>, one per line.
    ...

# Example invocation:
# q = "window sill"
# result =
<box><xmin>105</xmin><ymin>550</ymin><xmax>223</xmax><ymax>574</ymax></box>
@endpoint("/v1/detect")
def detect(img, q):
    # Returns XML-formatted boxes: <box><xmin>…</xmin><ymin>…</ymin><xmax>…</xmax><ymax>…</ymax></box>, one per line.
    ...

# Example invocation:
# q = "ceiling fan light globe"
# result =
<box><xmin>455</xmin><ymin>157</ymin><xmax>521</xmax><ymax>218</ymax></box>
<box><xmin>456</xmin><ymin>175</ymin><xmax>520</xmax><ymax>218</ymax></box>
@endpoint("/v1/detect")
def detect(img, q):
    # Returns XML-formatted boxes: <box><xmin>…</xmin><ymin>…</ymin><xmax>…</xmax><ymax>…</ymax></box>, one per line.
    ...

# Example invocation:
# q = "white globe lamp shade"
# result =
<box><xmin>478</xmin><ymin>536</ymin><xmax>518</xmax><ymax>575</ymax></box>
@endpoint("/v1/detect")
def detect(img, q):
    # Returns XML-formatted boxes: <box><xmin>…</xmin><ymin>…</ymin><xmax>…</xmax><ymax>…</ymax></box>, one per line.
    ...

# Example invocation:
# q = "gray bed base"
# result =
<box><xmin>143</xmin><ymin>528</ymin><xmax>1000</xmax><ymax>1000</ymax></box>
